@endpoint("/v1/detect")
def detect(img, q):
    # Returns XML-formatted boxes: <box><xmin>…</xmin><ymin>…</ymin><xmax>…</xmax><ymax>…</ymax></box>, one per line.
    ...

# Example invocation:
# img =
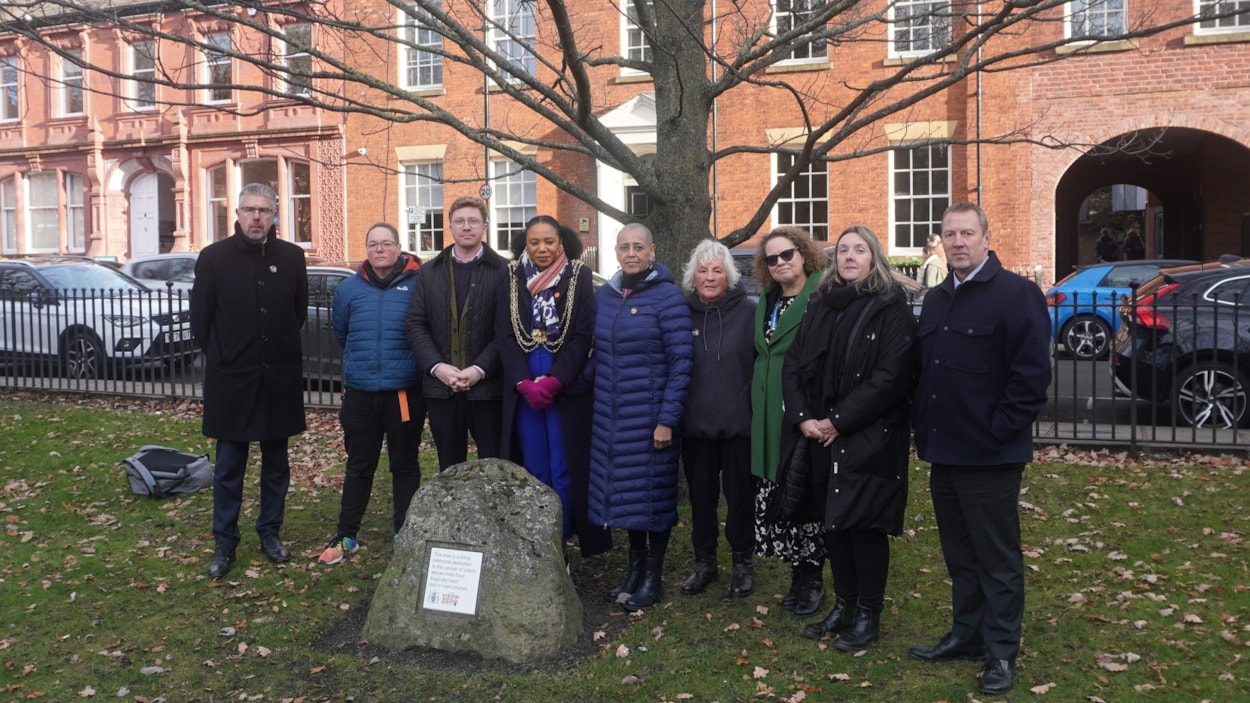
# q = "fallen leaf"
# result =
<box><xmin>753</xmin><ymin>666</ymin><xmax>769</xmax><ymax>679</ymax></box>
<box><xmin>615</xmin><ymin>644</ymin><xmax>630</xmax><ymax>658</ymax></box>
<box><xmin>1031</xmin><ymin>682</ymin><xmax>1056</xmax><ymax>694</ymax></box>
<box><xmin>620</xmin><ymin>674</ymin><xmax>642</xmax><ymax>686</ymax></box>
<box><xmin>593</xmin><ymin>630</ymin><xmax>606</xmax><ymax>641</ymax></box>
<box><xmin>78</xmin><ymin>686</ymin><xmax>96</xmax><ymax>697</ymax></box>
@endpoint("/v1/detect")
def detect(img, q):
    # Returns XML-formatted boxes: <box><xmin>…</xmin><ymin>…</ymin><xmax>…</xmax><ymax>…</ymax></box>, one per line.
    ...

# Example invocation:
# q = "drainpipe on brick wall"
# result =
<box><xmin>975</xmin><ymin>1</ymin><xmax>983</xmax><ymax>205</ymax></box>
<box><xmin>710</xmin><ymin>0</ymin><xmax>720</xmax><ymax>239</ymax></box>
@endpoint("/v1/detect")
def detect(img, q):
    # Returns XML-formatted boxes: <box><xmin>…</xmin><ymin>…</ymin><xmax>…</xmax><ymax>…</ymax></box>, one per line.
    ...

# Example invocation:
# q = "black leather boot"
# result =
<box><xmin>624</xmin><ymin>556</ymin><xmax>665</xmax><ymax>611</ymax></box>
<box><xmin>780</xmin><ymin>565</ymin><xmax>802</xmax><ymax>610</ymax></box>
<box><xmin>729</xmin><ymin>551</ymin><xmax>754</xmax><ymax>597</ymax></box>
<box><xmin>833</xmin><ymin>605</ymin><xmax>882</xmax><ymax>652</ymax></box>
<box><xmin>801</xmin><ymin>596</ymin><xmax>856</xmax><ymax>640</ymax></box>
<box><xmin>791</xmin><ymin>565</ymin><xmax>826</xmax><ymax>617</ymax></box>
<box><xmin>680</xmin><ymin>550</ymin><xmax>719</xmax><ymax>595</ymax></box>
<box><xmin>604</xmin><ymin>549</ymin><xmax>646</xmax><ymax>603</ymax></box>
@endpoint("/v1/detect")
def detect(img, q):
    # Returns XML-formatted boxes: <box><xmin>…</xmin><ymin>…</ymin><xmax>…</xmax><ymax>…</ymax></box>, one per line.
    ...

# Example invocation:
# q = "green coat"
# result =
<box><xmin>750</xmin><ymin>274</ymin><xmax>821</xmax><ymax>480</ymax></box>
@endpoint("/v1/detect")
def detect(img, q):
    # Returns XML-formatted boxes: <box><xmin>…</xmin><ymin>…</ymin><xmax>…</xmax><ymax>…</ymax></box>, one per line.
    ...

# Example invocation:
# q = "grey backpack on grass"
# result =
<box><xmin>123</xmin><ymin>445</ymin><xmax>213</xmax><ymax>498</ymax></box>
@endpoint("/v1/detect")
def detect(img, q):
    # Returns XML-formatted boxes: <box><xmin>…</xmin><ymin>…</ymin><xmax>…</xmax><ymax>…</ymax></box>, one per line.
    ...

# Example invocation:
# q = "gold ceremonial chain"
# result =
<box><xmin>509</xmin><ymin>259</ymin><xmax>582</xmax><ymax>354</ymax></box>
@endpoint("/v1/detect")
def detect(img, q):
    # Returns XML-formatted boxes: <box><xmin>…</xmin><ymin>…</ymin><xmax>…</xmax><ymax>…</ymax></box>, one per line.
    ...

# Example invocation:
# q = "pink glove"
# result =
<box><xmin>516</xmin><ymin>380</ymin><xmax>546</xmax><ymax>409</ymax></box>
<box><xmin>533</xmin><ymin>375</ymin><xmax>564</xmax><ymax>406</ymax></box>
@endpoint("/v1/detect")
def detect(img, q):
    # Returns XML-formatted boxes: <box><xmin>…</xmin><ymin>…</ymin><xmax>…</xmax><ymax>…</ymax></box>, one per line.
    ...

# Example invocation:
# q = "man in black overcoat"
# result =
<box><xmin>190</xmin><ymin>183</ymin><xmax>308</xmax><ymax>579</ymax></box>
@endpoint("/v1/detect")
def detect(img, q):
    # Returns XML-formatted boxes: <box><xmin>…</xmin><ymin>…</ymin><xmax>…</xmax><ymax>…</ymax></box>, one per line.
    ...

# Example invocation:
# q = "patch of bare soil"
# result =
<box><xmin>311</xmin><ymin>552</ymin><xmax>636</xmax><ymax>674</ymax></box>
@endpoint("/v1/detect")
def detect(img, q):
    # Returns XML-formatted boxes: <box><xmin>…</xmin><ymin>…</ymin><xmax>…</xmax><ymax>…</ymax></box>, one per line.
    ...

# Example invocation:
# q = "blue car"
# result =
<box><xmin>1046</xmin><ymin>259</ymin><xmax>1194</xmax><ymax>360</ymax></box>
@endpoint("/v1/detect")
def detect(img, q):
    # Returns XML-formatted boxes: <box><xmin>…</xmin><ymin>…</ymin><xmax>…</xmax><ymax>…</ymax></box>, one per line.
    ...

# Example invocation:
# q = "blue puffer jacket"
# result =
<box><xmin>332</xmin><ymin>255</ymin><xmax>422</xmax><ymax>392</ymax></box>
<box><xmin>588</xmin><ymin>263</ymin><xmax>693</xmax><ymax>531</ymax></box>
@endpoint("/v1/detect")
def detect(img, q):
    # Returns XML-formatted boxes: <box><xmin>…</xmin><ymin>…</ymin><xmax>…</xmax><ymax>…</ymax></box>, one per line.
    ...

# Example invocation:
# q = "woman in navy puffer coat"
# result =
<box><xmin>590</xmin><ymin>224</ymin><xmax>693</xmax><ymax>612</ymax></box>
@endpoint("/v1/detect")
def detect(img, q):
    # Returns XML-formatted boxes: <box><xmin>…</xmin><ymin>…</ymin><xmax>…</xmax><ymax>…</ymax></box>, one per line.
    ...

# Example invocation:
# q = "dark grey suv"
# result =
<box><xmin>1112</xmin><ymin>261</ymin><xmax>1250</xmax><ymax>429</ymax></box>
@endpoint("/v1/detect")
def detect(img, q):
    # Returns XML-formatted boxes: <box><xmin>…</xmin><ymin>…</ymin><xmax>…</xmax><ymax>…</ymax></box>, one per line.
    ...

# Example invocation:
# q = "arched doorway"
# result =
<box><xmin>1054</xmin><ymin>128</ymin><xmax>1250</xmax><ymax>275</ymax></box>
<box><xmin>128</xmin><ymin>171</ymin><xmax>176</xmax><ymax>258</ymax></box>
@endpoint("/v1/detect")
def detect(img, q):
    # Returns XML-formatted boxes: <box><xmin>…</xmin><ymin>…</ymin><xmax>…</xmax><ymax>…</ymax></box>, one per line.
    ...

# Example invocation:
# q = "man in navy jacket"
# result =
<box><xmin>909</xmin><ymin>202</ymin><xmax>1051</xmax><ymax>696</ymax></box>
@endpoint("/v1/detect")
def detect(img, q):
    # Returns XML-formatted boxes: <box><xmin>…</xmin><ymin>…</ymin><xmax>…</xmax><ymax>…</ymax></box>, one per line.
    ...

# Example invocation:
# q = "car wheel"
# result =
<box><xmin>1173</xmin><ymin>362</ymin><xmax>1250</xmax><ymax>430</ymax></box>
<box><xmin>1062</xmin><ymin>316</ymin><xmax>1112</xmax><ymax>361</ymax></box>
<box><xmin>62</xmin><ymin>331</ymin><xmax>105</xmax><ymax>380</ymax></box>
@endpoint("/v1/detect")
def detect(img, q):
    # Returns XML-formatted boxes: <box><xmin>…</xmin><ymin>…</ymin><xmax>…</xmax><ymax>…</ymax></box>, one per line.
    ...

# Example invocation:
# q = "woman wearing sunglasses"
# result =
<box><xmin>750</xmin><ymin>226</ymin><xmax>828</xmax><ymax>618</ymax></box>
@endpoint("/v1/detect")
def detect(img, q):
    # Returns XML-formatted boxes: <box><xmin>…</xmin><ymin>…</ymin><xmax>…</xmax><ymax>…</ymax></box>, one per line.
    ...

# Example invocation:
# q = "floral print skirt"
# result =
<box><xmin>754</xmin><ymin>478</ymin><xmax>826</xmax><ymax>567</ymax></box>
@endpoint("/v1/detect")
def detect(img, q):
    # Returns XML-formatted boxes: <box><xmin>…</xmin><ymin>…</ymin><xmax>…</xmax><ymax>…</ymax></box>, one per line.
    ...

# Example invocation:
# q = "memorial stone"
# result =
<box><xmin>363</xmin><ymin>459</ymin><xmax>582</xmax><ymax>662</ymax></box>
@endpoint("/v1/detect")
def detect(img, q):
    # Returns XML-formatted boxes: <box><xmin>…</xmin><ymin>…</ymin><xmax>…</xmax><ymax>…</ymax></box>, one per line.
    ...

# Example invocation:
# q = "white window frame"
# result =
<box><xmin>129</xmin><ymin>40</ymin><xmax>157</xmax><ymax>110</ymax></box>
<box><xmin>489</xmin><ymin>0</ymin><xmax>537</xmax><ymax>79</ymax></box>
<box><xmin>288</xmin><ymin>161</ymin><xmax>312</xmax><ymax>246</ymax></box>
<box><xmin>772</xmin><ymin>152</ymin><xmax>829</xmax><ymax>242</ymax></box>
<box><xmin>773</xmin><ymin>1</ymin><xmax>825</xmax><ymax>64</ymax></box>
<box><xmin>1</xmin><ymin>177</ymin><xmax>16</xmax><ymax>253</ymax></box>
<box><xmin>620</xmin><ymin>0</ymin><xmax>653</xmax><ymax>74</ymax></box>
<box><xmin>889</xmin><ymin>143</ymin><xmax>950</xmax><ymax>254</ymax></box>
<box><xmin>890</xmin><ymin>0</ymin><xmax>950</xmax><ymax>58</ymax></box>
<box><xmin>401</xmin><ymin>2</ymin><xmax>443</xmax><ymax>89</ymax></box>
<box><xmin>207</xmin><ymin>164</ymin><xmax>229</xmax><ymax>243</ymax></box>
<box><xmin>27</xmin><ymin>172</ymin><xmax>60</xmax><ymax>253</ymax></box>
<box><xmin>1067</xmin><ymin>0</ymin><xmax>1128</xmax><ymax>39</ymax></box>
<box><xmin>61</xmin><ymin>48</ymin><xmax>84</xmax><ymax>117</ymax></box>
<box><xmin>281</xmin><ymin>23</ymin><xmax>313</xmax><ymax>96</ymax></box>
<box><xmin>489</xmin><ymin>159</ymin><xmax>536</xmax><ymax>252</ymax></box>
<box><xmin>203</xmin><ymin>32</ymin><xmax>232</xmax><ymax>103</ymax></box>
<box><xmin>66</xmin><ymin>173</ymin><xmax>85</xmax><ymax>251</ymax></box>
<box><xmin>401</xmin><ymin>161</ymin><xmax>444</xmax><ymax>255</ymax></box>
<box><xmin>0</xmin><ymin>56</ymin><xmax>17</xmax><ymax>122</ymax></box>
<box><xmin>1195</xmin><ymin>0</ymin><xmax>1250</xmax><ymax>34</ymax></box>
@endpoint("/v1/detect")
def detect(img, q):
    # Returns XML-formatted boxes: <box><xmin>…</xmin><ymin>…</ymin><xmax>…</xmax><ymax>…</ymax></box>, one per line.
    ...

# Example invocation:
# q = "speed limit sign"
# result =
<box><xmin>479</xmin><ymin>184</ymin><xmax>492</xmax><ymax>200</ymax></box>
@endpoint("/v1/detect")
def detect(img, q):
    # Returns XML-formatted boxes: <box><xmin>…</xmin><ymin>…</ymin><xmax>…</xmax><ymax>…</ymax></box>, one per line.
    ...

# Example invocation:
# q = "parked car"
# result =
<box><xmin>121</xmin><ymin>253</ymin><xmax>199</xmax><ymax>293</ymax></box>
<box><xmin>303</xmin><ymin>263</ymin><xmax>357</xmax><ymax>384</ymax></box>
<box><xmin>1112</xmin><ymin>260</ymin><xmax>1250</xmax><ymax>429</ymax></box>
<box><xmin>1045</xmin><ymin>259</ymin><xmax>1196</xmax><ymax>360</ymax></box>
<box><xmin>0</xmin><ymin>255</ymin><xmax>195</xmax><ymax>378</ymax></box>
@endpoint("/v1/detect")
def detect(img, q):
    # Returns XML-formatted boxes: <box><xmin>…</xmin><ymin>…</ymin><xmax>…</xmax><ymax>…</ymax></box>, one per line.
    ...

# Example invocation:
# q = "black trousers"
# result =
<box><xmin>426</xmin><ymin>394</ymin><xmax>502</xmax><ymax>470</ymax></box>
<box><xmin>681</xmin><ymin>436</ymin><xmax>754</xmax><ymax>554</ymax></box>
<box><xmin>825</xmin><ymin>530</ymin><xmax>890</xmax><ymax>610</ymax></box>
<box><xmin>336</xmin><ymin>387</ymin><xmax>426</xmax><ymax>538</ymax></box>
<box><xmin>930</xmin><ymin>463</ymin><xmax>1025</xmax><ymax>661</ymax></box>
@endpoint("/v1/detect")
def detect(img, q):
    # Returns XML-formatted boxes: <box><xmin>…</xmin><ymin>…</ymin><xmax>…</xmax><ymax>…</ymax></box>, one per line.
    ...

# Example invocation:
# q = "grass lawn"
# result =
<box><xmin>1</xmin><ymin>393</ymin><xmax>1248</xmax><ymax>702</ymax></box>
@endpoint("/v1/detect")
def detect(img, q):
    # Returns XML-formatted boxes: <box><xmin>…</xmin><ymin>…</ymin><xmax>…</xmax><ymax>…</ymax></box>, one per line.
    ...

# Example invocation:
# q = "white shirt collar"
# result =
<box><xmin>951</xmin><ymin>256</ymin><xmax>990</xmax><ymax>290</ymax></box>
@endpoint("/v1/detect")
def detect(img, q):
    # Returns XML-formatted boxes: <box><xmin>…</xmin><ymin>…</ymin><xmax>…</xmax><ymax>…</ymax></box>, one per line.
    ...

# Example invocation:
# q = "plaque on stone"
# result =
<box><xmin>422</xmin><ymin>546</ymin><xmax>483</xmax><ymax>615</ymax></box>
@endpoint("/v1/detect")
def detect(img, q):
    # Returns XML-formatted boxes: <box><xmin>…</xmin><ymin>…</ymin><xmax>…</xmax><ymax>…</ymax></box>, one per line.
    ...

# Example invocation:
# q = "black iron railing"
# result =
<box><xmin>5</xmin><ymin>284</ymin><xmax>1247</xmax><ymax>451</ymax></box>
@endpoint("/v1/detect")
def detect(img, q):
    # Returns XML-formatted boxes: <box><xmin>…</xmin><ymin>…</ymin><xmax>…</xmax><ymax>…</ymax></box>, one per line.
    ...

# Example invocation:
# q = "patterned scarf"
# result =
<box><xmin>523</xmin><ymin>251</ymin><xmax>568</xmax><ymax>337</ymax></box>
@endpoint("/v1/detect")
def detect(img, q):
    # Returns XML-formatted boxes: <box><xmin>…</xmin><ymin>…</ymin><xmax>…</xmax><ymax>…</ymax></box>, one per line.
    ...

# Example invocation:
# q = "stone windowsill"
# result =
<box><xmin>1055</xmin><ymin>39</ymin><xmax>1138</xmax><ymax>55</ymax></box>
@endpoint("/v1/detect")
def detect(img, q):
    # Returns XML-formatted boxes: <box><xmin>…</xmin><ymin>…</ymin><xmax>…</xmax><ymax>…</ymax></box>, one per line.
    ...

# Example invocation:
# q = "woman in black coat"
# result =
<box><xmin>496</xmin><ymin>216</ymin><xmax>610</xmax><ymax>558</ymax></box>
<box><xmin>776</xmin><ymin>225</ymin><xmax>916</xmax><ymax>652</ymax></box>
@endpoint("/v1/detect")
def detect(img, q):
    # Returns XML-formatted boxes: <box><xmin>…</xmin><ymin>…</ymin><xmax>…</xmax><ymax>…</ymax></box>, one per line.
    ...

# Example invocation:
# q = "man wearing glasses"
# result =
<box><xmin>191</xmin><ymin>183</ymin><xmax>309</xmax><ymax>579</ymax></box>
<box><xmin>405</xmin><ymin>195</ymin><xmax>507</xmax><ymax>469</ymax></box>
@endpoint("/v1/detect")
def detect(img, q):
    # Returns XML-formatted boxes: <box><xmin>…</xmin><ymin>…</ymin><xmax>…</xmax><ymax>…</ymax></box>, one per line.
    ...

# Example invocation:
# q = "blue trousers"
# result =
<box><xmin>213</xmin><ymin>438</ymin><xmax>291</xmax><ymax>550</ymax></box>
<box><xmin>516</xmin><ymin>348</ymin><xmax>573</xmax><ymax>539</ymax></box>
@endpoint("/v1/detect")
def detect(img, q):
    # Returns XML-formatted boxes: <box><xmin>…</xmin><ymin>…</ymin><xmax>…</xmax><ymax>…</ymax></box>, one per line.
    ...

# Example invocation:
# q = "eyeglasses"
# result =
<box><xmin>240</xmin><ymin>206</ymin><xmax>275</xmax><ymax>216</ymax></box>
<box><xmin>764</xmin><ymin>248</ymin><xmax>798</xmax><ymax>267</ymax></box>
<box><xmin>366</xmin><ymin>241</ymin><xmax>398</xmax><ymax>250</ymax></box>
<box><xmin>451</xmin><ymin>217</ymin><xmax>484</xmax><ymax>227</ymax></box>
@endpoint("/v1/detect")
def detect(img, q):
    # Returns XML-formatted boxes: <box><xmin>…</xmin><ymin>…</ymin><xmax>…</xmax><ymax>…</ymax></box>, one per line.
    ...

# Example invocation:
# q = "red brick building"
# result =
<box><xmin>3</xmin><ymin>2</ymin><xmax>1248</xmax><ymax>286</ymax></box>
<box><xmin>341</xmin><ymin>1</ymin><xmax>1250</xmax><ymax>282</ymax></box>
<box><xmin>0</xmin><ymin>1</ymin><xmax>347</xmax><ymax>262</ymax></box>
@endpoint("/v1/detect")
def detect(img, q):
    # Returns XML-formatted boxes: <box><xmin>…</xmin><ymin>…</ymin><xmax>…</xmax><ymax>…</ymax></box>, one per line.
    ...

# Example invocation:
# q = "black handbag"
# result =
<box><xmin>763</xmin><ymin>436</ymin><xmax>819</xmax><ymax>524</ymax></box>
